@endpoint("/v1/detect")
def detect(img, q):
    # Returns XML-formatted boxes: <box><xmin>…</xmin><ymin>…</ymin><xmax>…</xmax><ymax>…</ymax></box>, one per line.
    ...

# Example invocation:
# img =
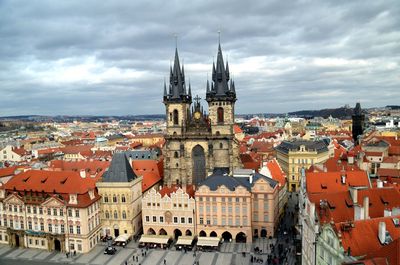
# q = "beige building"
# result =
<box><xmin>142</xmin><ymin>185</ymin><xmax>195</xmax><ymax>238</ymax></box>
<box><xmin>276</xmin><ymin>140</ymin><xmax>331</xmax><ymax>192</ymax></box>
<box><xmin>195</xmin><ymin>169</ymin><xmax>279</xmax><ymax>243</ymax></box>
<box><xmin>0</xmin><ymin>170</ymin><xmax>102</xmax><ymax>253</ymax></box>
<box><xmin>97</xmin><ymin>153</ymin><xmax>142</xmax><ymax>238</ymax></box>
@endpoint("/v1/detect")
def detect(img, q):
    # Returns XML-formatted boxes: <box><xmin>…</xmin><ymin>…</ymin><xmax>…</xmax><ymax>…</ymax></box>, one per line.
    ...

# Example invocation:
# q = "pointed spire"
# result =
<box><xmin>188</xmin><ymin>81</ymin><xmax>192</xmax><ymax>96</ymax></box>
<box><xmin>163</xmin><ymin>78</ymin><xmax>167</xmax><ymax>97</ymax></box>
<box><xmin>206</xmin><ymin>79</ymin><xmax>210</xmax><ymax>93</ymax></box>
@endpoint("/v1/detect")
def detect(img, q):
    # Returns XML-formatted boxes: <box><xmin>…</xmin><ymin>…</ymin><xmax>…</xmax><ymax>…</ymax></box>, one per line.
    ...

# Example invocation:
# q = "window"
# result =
<box><xmin>199</xmin><ymin>217</ymin><xmax>203</xmax><ymax>224</ymax></box>
<box><xmin>173</xmin><ymin>109</ymin><xmax>179</xmax><ymax>125</ymax></box>
<box><xmin>14</xmin><ymin>205</ymin><xmax>17</xmax><ymax>212</ymax></box>
<box><xmin>264</xmin><ymin>214</ymin><xmax>269</xmax><ymax>222</ymax></box>
<box><xmin>221</xmin><ymin>218</ymin><xmax>226</xmax><ymax>226</ymax></box>
<box><xmin>222</xmin><ymin>206</ymin><xmax>226</xmax><ymax>213</ymax></box>
<box><xmin>217</xmin><ymin>107</ymin><xmax>224</xmax><ymax>123</ymax></box>
<box><xmin>61</xmin><ymin>224</ymin><xmax>64</xmax><ymax>233</ymax></box>
<box><xmin>105</xmin><ymin>211</ymin><xmax>110</xmax><ymax>219</ymax></box>
<box><xmin>47</xmin><ymin>208</ymin><xmax>51</xmax><ymax>215</ymax></box>
<box><xmin>152</xmin><ymin>216</ymin><xmax>156</xmax><ymax>222</ymax></box>
<box><xmin>228</xmin><ymin>206</ymin><xmax>232</xmax><ymax>213</ymax></box>
<box><xmin>174</xmin><ymin>151</ymin><xmax>179</xmax><ymax>158</ymax></box>
<box><xmin>41</xmin><ymin>240</ymin><xmax>45</xmax><ymax>246</ymax></box>
<box><xmin>160</xmin><ymin>216</ymin><xmax>164</xmax><ymax>223</ymax></box>
<box><xmin>69</xmin><ymin>225</ymin><xmax>74</xmax><ymax>234</ymax></box>
<box><xmin>264</xmin><ymin>202</ymin><xmax>269</xmax><ymax>211</ymax></box>
<box><xmin>121</xmin><ymin>195</ymin><xmax>126</xmax><ymax>203</ymax></box>
<box><xmin>75</xmin><ymin>210</ymin><xmax>80</xmax><ymax>217</ymax></box>
<box><xmin>213</xmin><ymin>206</ymin><xmax>217</xmax><ymax>212</ymax></box>
<box><xmin>235</xmin><ymin>206</ymin><xmax>239</xmax><ymax>214</ymax></box>
<box><xmin>173</xmin><ymin>217</ymin><xmax>178</xmax><ymax>223</ymax></box>
<box><xmin>54</xmin><ymin>224</ymin><xmax>58</xmax><ymax>234</ymax></box>
<box><xmin>20</xmin><ymin>220</ymin><xmax>24</xmax><ymax>229</ymax></box>
<box><xmin>76</xmin><ymin>226</ymin><xmax>81</xmax><ymax>235</ymax></box>
<box><xmin>27</xmin><ymin>206</ymin><xmax>31</xmax><ymax>213</ymax></box>
<box><xmin>145</xmin><ymin>216</ymin><xmax>149</xmax><ymax>222</ymax></box>
<box><xmin>39</xmin><ymin>207</ymin><xmax>43</xmax><ymax>214</ymax></box>
<box><xmin>68</xmin><ymin>209</ymin><xmax>72</xmax><ymax>217</ymax></box>
<box><xmin>28</xmin><ymin>221</ymin><xmax>32</xmax><ymax>230</ymax></box>
<box><xmin>48</xmin><ymin>224</ymin><xmax>52</xmax><ymax>232</ymax></box>
<box><xmin>235</xmin><ymin>217</ymin><xmax>240</xmax><ymax>226</ymax></box>
<box><xmin>122</xmin><ymin>211</ymin><xmax>127</xmax><ymax>219</ymax></box>
<box><xmin>104</xmin><ymin>196</ymin><xmax>109</xmax><ymax>203</ymax></box>
<box><xmin>113</xmin><ymin>211</ymin><xmax>118</xmax><ymax>219</ymax></box>
<box><xmin>53</xmin><ymin>208</ymin><xmax>57</xmax><ymax>216</ymax></box>
<box><xmin>78</xmin><ymin>244</ymin><xmax>82</xmax><ymax>251</ymax></box>
<box><xmin>206</xmin><ymin>219</ymin><xmax>210</xmax><ymax>225</ymax></box>
<box><xmin>181</xmin><ymin>217</ymin><xmax>185</xmax><ymax>223</ymax></box>
<box><xmin>113</xmin><ymin>195</ymin><xmax>117</xmax><ymax>203</ymax></box>
<box><xmin>188</xmin><ymin>217</ymin><xmax>192</xmax><ymax>224</ymax></box>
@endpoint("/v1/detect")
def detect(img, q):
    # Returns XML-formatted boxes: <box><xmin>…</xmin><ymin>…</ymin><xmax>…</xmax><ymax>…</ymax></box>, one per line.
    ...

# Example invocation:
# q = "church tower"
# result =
<box><xmin>352</xmin><ymin>102</ymin><xmax>365</xmax><ymax>145</ymax></box>
<box><xmin>163</xmin><ymin>41</ymin><xmax>241</xmax><ymax>186</ymax></box>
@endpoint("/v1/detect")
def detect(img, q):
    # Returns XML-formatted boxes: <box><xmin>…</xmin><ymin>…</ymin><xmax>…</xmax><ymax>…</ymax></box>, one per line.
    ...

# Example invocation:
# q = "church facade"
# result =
<box><xmin>163</xmin><ymin>43</ymin><xmax>241</xmax><ymax>186</ymax></box>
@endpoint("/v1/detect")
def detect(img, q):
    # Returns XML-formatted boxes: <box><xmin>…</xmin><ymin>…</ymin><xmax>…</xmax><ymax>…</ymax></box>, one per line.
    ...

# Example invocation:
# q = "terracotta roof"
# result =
<box><xmin>49</xmin><ymin>160</ymin><xmax>109</xmax><ymax>177</ymax></box>
<box><xmin>366</xmin><ymin>238</ymin><xmax>400</xmax><ymax>265</ymax></box>
<box><xmin>336</xmin><ymin>216</ymin><xmax>400</xmax><ymax>258</ymax></box>
<box><xmin>233</xmin><ymin>124</ymin><xmax>243</xmax><ymax>134</ymax></box>
<box><xmin>382</xmin><ymin>156</ymin><xmax>400</xmax><ymax>163</ymax></box>
<box><xmin>377</xmin><ymin>168</ymin><xmax>400</xmax><ymax>178</ymax></box>
<box><xmin>132</xmin><ymin>160</ymin><xmax>162</xmax><ymax>192</ymax></box>
<box><xmin>343</xmin><ymin>257</ymin><xmax>388</xmax><ymax>265</ymax></box>
<box><xmin>4</xmin><ymin>170</ymin><xmax>97</xmax><ymax>195</ymax></box>
<box><xmin>0</xmin><ymin>166</ymin><xmax>25</xmax><ymax>178</ymax></box>
<box><xmin>61</xmin><ymin>145</ymin><xmax>93</xmax><ymax>155</ymax></box>
<box><xmin>240</xmin><ymin>153</ymin><xmax>260</xmax><ymax>171</ymax></box>
<box><xmin>309</xmin><ymin>187</ymin><xmax>400</xmax><ymax>224</ymax></box>
<box><xmin>306</xmin><ymin>170</ymin><xmax>370</xmax><ymax>194</ymax></box>
<box><xmin>250</xmin><ymin>141</ymin><xmax>275</xmax><ymax>153</ymax></box>
<box><xmin>265</xmin><ymin>159</ymin><xmax>286</xmax><ymax>186</ymax></box>
<box><xmin>365</xmin><ymin>151</ymin><xmax>384</xmax><ymax>157</ymax></box>
<box><xmin>389</xmin><ymin>146</ymin><xmax>400</xmax><ymax>156</ymax></box>
<box><xmin>159</xmin><ymin>185</ymin><xmax>195</xmax><ymax>198</ymax></box>
<box><xmin>12</xmin><ymin>147</ymin><xmax>28</xmax><ymax>156</ymax></box>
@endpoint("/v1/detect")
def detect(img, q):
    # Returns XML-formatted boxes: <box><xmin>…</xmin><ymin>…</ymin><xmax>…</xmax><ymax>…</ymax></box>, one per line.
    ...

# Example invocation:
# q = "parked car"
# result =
<box><xmin>104</xmin><ymin>246</ymin><xmax>117</xmax><ymax>255</ymax></box>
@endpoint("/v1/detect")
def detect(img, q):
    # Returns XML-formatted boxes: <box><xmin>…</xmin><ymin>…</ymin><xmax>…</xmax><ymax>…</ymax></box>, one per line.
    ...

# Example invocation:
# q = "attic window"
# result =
<box><xmin>23</xmin><ymin>177</ymin><xmax>30</xmax><ymax>182</ymax></box>
<box><xmin>60</xmin><ymin>178</ymin><xmax>67</xmax><ymax>184</ymax></box>
<box><xmin>381</xmin><ymin>196</ymin><xmax>389</xmax><ymax>205</ymax></box>
<box><xmin>345</xmin><ymin>199</ymin><xmax>353</xmax><ymax>208</ymax></box>
<box><xmin>41</xmin><ymin>178</ymin><xmax>48</xmax><ymax>183</ymax></box>
<box><xmin>321</xmin><ymin>183</ymin><xmax>327</xmax><ymax>189</ymax></box>
<box><xmin>393</xmin><ymin>218</ymin><xmax>400</xmax><ymax>227</ymax></box>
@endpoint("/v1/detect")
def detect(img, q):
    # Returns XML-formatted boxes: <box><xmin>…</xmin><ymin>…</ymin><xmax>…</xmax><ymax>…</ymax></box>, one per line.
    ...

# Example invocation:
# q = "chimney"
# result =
<box><xmin>377</xmin><ymin>179</ymin><xmax>383</xmax><ymax>188</ymax></box>
<box><xmin>379</xmin><ymin>222</ymin><xmax>386</xmax><ymax>244</ymax></box>
<box><xmin>363</xmin><ymin>196</ymin><xmax>369</xmax><ymax>219</ymax></box>
<box><xmin>80</xmin><ymin>169</ymin><xmax>86</xmax><ymax>178</ymax></box>
<box><xmin>341</xmin><ymin>174</ymin><xmax>346</xmax><ymax>185</ymax></box>
<box><xmin>348</xmin><ymin>155</ymin><xmax>354</xmax><ymax>165</ymax></box>
<box><xmin>354</xmin><ymin>205</ymin><xmax>364</xmax><ymax>220</ymax></box>
<box><xmin>350</xmin><ymin>188</ymin><xmax>358</xmax><ymax>204</ymax></box>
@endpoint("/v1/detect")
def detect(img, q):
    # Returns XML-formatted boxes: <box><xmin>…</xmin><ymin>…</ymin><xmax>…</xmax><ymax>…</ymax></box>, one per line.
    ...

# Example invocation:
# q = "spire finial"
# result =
<box><xmin>174</xmin><ymin>33</ymin><xmax>178</xmax><ymax>49</ymax></box>
<box><xmin>218</xmin><ymin>30</ymin><xmax>221</xmax><ymax>45</ymax></box>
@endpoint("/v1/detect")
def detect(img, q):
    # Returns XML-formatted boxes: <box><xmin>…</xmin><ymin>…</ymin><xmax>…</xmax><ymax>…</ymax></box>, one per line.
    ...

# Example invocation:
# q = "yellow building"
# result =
<box><xmin>97</xmin><ymin>153</ymin><xmax>142</xmax><ymax>238</ymax></box>
<box><xmin>142</xmin><ymin>186</ymin><xmax>195</xmax><ymax>239</ymax></box>
<box><xmin>276</xmin><ymin>140</ymin><xmax>331</xmax><ymax>192</ymax></box>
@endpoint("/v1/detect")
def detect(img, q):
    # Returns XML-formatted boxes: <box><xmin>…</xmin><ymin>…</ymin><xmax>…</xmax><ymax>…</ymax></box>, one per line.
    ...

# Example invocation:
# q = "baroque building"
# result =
<box><xmin>163</xmin><ymin>43</ymin><xmax>241</xmax><ymax>185</ymax></box>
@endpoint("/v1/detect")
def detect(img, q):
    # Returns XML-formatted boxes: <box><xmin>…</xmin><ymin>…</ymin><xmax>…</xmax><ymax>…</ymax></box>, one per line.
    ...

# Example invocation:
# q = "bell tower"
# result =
<box><xmin>163</xmin><ymin>48</ymin><xmax>192</xmax><ymax>136</ymax></box>
<box><xmin>206</xmin><ymin>42</ymin><xmax>236</xmax><ymax>136</ymax></box>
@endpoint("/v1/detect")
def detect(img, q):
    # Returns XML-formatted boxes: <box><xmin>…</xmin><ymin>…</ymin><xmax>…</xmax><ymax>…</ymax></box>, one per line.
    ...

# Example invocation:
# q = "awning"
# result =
<box><xmin>139</xmin><ymin>235</ymin><xmax>171</xmax><ymax>244</ymax></box>
<box><xmin>115</xmin><ymin>234</ymin><xmax>131</xmax><ymax>242</ymax></box>
<box><xmin>196</xmin><ymin>236</ymin><xmax>221</xmax><ymax>247</ymax></box>
<box><xmin>176</xmin><ymin>236</ymin><xmax>194</xmax><ymax>246</ymax></box>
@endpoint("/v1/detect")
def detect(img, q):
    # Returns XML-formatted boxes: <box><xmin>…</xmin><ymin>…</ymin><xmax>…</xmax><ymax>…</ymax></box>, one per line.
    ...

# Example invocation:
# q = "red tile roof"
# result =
<box><xmin>306</xmin><ymin>170</ymin><xmax>370</xmax><ymax>194</ymax></box>
<box><xmin>389</xmin><ymin>146</ymin><xmax>400</xmax><ymax>156</ymax></box>
<box><xmin>344</xmin><ymin>257</ymin><xmax>388</xmax><ymax>265</ymax></box>
<box><xmin>132</xmin><ymin>160</ymin><xmax>162</xmax><ymax>192</ymax></box>
<box><xmin>233</xmin><ymin>124</ymin><xmax>243</xmax><ymax>134</ymax></box>
<box><xmin>0</xmin><ymin>166</ymin><xmax>25</xmax><ymax>178</ymax></box>
<box><xmin>49</xmin><ymin>160</ymin><xmax>110</xmax><ymax>178</ymax></box>
<box><xmin>377</xmin><ymin>168</ymin><xmax>400</xmax><ymax>178</ymax></box>
<box><xmin>382</xmin><ymin>156</ymin><xmax>400</xmax><ymax>163</ymax></box>
<box><xmin>159</xmin><ymin>185</ymin><xmax>195</xmax><ymax>198</ymax></box>
<box><xmin>365</xmin><ymin>151</ymin><xmax>384</xmax><ymax>157</ymax></box>
<box><xmin>265</xmin><ymin>159</ymin><xmax>286</xmax><ymax>186</ymax></box>
<box><xmin>336</xmin><ymin>216</ymin><xmax>400</xmax><ymax>258</ymax></box>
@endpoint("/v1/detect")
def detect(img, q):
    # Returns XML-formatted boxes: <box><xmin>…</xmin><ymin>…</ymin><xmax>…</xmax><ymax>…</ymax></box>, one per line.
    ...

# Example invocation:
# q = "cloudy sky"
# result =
<box><xmin>0</xmin><ymin>0</ymin><xmax>399</xmax><ymax>116</ymax></box>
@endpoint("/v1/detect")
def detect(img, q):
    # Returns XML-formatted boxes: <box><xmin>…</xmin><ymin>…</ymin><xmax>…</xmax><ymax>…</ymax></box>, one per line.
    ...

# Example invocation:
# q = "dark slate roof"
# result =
<box><xmin>199</xmin><ymin>168</ymin><xmax>278</xmax><ymax>191</ymax></box>
<box><xmin>101</xmin><ymin>152</ymin><xmax>137</xmax><ymax>182</ymax></box>
<box><xmin>275</xmin><ymin>139</ymin><xmax>329</xmax><ymax>154</ymax></box>
<box><xmin>125</xmin><ymin>150</ymin><xmax>159</xmax><ymax>160</ymax></box>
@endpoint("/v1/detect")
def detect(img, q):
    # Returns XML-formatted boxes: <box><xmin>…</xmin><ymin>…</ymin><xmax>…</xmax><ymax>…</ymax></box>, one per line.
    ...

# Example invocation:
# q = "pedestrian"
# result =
<box><xmin>66</xmin><ymin>252</ymin><xmax>69</xmax><ymax>258</ymax></box>
<box><xmin>136</xmin><ymin>256</ymin><xmax>139</xmax><ymax>262</ymax></box>
<box><xmin>164</xmin><ymin>259</ymin><xmax>166</xmax><ymax>264</ymax></box>
<box><xmin>74</xmin><ymin>250</ymin><xmax>76</xmax><ymax>256</ymax></box>
<box><xmin>125</xmin><ymin>261</ymin><xmax>127</xmax><ymax>265</ymax></box>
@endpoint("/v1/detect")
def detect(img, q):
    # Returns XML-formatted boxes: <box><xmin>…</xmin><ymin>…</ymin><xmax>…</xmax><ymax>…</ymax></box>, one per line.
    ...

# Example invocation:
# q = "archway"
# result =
<box><xmin>174</xmin><ymin>229</ymin><xmax>182</xmax><ymax>239</ymax></box>
<box><xmin>185</xmin><ymin>230</ymin><xmax>192</xmax><ymax>236</ymax></box>
<box><xmin>261</xmin><ymin>229</ymin><xmax>267</xmax><ymax>238</ymax></box>
<box><xmin>235</xmin><ymin>232</ymin><xmax>247</xmax><ymax>243</ymax></box>
<box><xmin>54</xmin><ymin>239</ymin><xmax>61</xmax><ymax>251</ymax></box>
<box><xmin>192</xmin><ymin>145</ymin><xmax>206</xmax><ymax>184</ymax></box>
<box><xmin>159</xmin><ymin>228</ymin><xmax>167</xmax><ymax>235</ymax></box>
<box><xmin>222</xmin><ymin>231</ymin><xmax>232</xmax><ymax>242</ymax></box>
<box><xmin>147</xmin><ymin>228</ymin><xmax>156</xmax><ymax>235</ymax></box>
<box><xmin>199</xmin><ymin>230</ymin><xmax>206</xmax><ymax>237</ymax></box>
<box><xmin>210</xmin><ymin>231</ymin><xmax>217</xmax><ymax>237</ymax></box>
<box><xmin>15</xmin><ymin>234</ymin><xmax>20</xmax><ymax>247</ymax></box>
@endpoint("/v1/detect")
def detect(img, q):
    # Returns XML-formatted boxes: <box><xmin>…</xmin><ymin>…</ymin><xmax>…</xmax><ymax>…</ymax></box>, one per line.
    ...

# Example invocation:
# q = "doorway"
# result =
<box><xmin>192</xmin><ymin>145</ymin><xmax>206</xmax><ymax>184</ymax></box>
<box><xmin>114</xmin><ymin>229</ymin><xmax>120</xmax><ymax>237</ymax></box>
<box><xmin>54</xmin><ymin>239</ymin><xmax>61</xmax><ymax>251</ymax></box>
<box><xmin>15</xmin><ymin>234</ymin><xmax>20</xmax><ymax>247</ymax></box>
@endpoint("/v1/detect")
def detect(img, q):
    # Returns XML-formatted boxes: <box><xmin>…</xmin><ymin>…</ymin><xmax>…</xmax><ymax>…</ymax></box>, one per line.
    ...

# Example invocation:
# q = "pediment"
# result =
<box><xmin>4</xmin><ymin>193</ymin><xmax>24</xmax><ymax>204</ymax></box>
<box><xmin>42</xmin><ymin>196</ymin><xmax>64</xmax><ymax>207</ymax></box>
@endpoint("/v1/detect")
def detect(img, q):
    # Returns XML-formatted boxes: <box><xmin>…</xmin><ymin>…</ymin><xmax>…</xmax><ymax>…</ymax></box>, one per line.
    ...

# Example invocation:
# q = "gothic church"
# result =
<box><xmin>163</xmin><ymin>42</ymin><xmax>241</xmax><ymax>185</ymax></box>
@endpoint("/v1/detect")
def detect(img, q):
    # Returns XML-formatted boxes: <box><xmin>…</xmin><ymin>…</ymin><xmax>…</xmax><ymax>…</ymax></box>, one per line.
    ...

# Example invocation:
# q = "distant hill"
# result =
<box><xmin>289</xmin><ymin>107</ymin><xmax>354</xmax><ymax>119</ymax></box>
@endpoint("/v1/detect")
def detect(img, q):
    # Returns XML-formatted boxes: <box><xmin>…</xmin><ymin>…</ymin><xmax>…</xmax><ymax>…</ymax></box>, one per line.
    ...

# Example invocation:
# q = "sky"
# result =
<box><xmin>0</xmin><ymin>0</ymin><xmax>399</xmax><ymax>116</ymax></box>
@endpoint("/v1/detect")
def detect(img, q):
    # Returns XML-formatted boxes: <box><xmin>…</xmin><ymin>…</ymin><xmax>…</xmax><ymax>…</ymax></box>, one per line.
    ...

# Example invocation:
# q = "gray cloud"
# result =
<box><xmin>0</xmin><ymin>0</ymin><xmax>399</xmax><ymax>116</ymax></box>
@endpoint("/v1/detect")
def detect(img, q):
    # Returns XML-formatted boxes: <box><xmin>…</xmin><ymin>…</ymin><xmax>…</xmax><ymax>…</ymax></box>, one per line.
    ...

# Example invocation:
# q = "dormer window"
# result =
<box><xmin>69</xmin><ymin>194</ymin><xmax>78</xmax><ymax>205</ymax></box>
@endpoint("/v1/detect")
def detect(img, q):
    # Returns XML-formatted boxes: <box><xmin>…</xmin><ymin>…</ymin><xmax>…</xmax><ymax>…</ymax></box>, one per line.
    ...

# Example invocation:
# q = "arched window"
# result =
<box><xmin>105</xmin><ymin>211</ymin><xmax>110</xmax><ymax>219</ymax></box>
<box><xmin>113</xmin><ymin>211</ymin><xmax>118</xmax><ymax>219</ymax></box>
<box><xmin>113</xmin><ymin>195</ymin><xmax>117</xmax><ymax>203</ymax></box>
<box><xmin>169</xmin><ymin>112</ymin><xmax>172</xmax><ymax>121</ymax></box>
<box><xmin>122</xmin><ymin>211</ymin><xmax>127</xmax><ymax>219</ymax></box>
<box><xmin>217</xmin><ymin>107</ymin><xmax>224</xmax><ymax>123</ymax></box>
<box><xmin>104</xmin><ymin>196</ymin><xmax>109</xmax><ymax>203</ymax></box>
<box><xmin>173</xmin><ymin>109</ymin><xmax>179</xmax><ymax>125</ymax></box>
<box><xmin>121</xmin><ymin>195</ymin><xmax>126</xmax><ymax>203</ymax></box>
<box><xmin>174</xmin><ymin>151</ymin><xmax>179</xmax><ymax>158</ymax></box>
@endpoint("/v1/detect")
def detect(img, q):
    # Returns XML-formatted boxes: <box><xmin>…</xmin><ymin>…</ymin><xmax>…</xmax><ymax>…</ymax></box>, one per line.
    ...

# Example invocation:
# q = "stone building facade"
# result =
<box><xmin>97</xmin><ymin>153</ymin><xmax>142</xmax><ymax>238</ymax></box>
<box><xmin>163</xmin><ymin>44</ymin><xmax>241</xmax><ymax>186</ymax></box>
<box><xmin>0</xmin><ymin>170</ymin><xmax>102</xmax><ymax>253</ymax></box>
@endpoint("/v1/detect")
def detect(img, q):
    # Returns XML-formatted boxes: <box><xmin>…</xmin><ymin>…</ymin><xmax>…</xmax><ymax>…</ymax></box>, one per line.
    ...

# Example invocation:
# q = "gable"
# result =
<box><xmin>42</xmin><ymin>196</ymin><xmax>65</xmax><ymax>207</ymax></box>
<box><xmin>4</xmin><ymin>193</ymin><xmax>24</xmax><ymax>204</ymax></box>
